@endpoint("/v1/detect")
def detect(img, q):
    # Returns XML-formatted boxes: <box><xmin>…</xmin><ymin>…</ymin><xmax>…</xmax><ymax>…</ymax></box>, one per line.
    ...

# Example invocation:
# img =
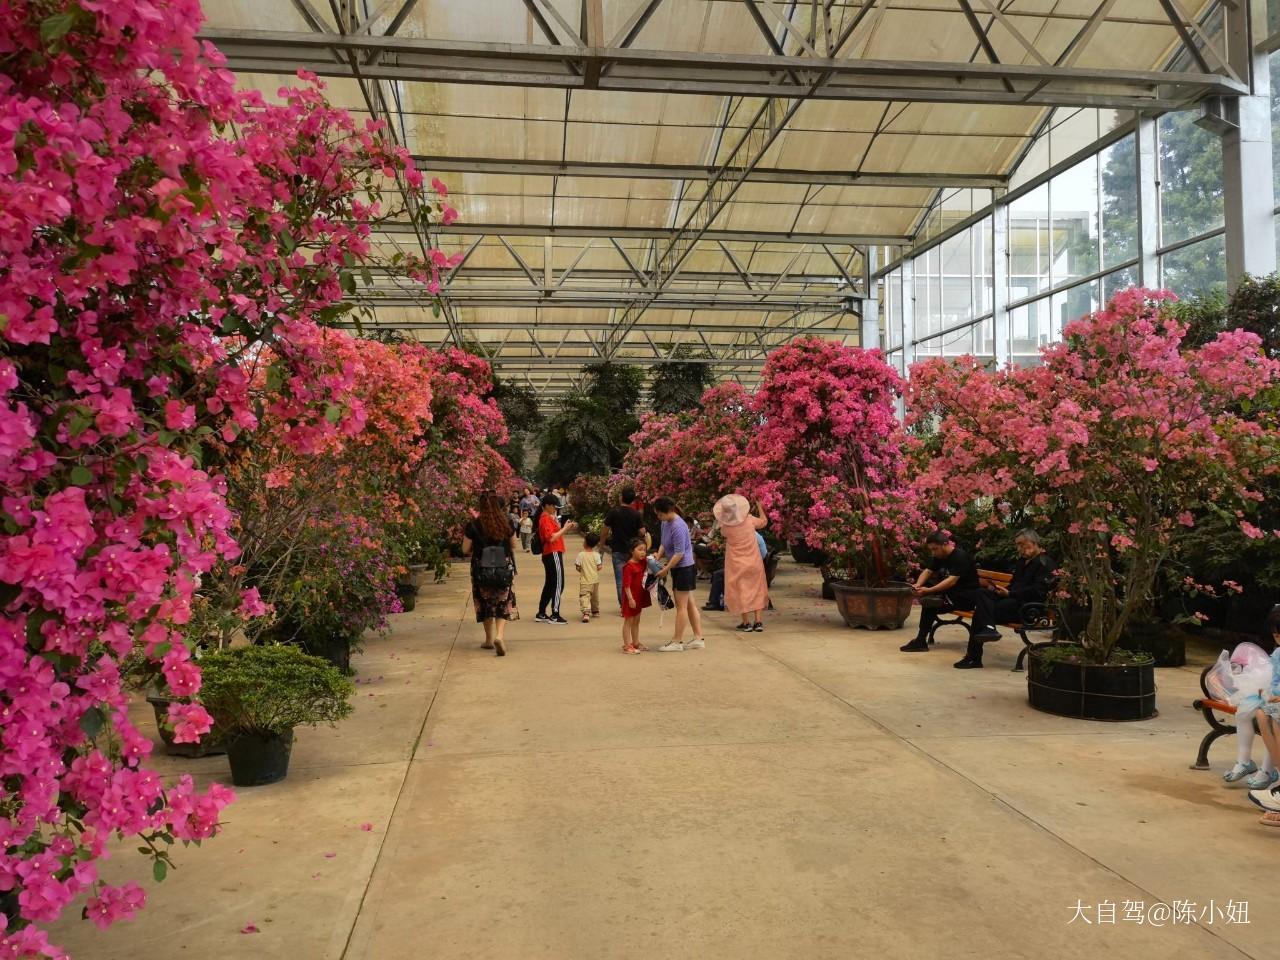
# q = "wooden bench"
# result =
<box><xmin>926</xmin><ymin>568</ymin><xmax>1059</xmax><ymax>672</ymax></box>
<box><xmin>1190</xmin><ymin>663</ymin><xmax>1261</xmax><ymax>770</ymax></box>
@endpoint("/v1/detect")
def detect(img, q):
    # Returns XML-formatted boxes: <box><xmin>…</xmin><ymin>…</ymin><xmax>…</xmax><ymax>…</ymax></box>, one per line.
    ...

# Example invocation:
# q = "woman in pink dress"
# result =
<box><xmin>714</xmin><ymin>494</ymin><xmax>769</xmax><ymax>632</ymax></box>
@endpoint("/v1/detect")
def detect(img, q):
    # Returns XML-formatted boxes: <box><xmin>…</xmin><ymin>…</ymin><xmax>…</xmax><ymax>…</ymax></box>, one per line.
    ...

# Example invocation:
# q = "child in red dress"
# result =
<box><xmin>620</xmin><ymin>538</ymin><xmax>651</xmax><ymax>654</ymax></box>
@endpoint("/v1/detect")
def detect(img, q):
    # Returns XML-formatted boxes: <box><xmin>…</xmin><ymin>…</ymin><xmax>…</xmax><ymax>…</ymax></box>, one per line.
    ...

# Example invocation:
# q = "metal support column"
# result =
<box><xmin>1136</xmin><ymin>113</ymin><xmax>1161</xmax><ymax>286</ymax></box>
<box><xmin>1222</xmin><ymin>0</ymin><xmax>1277</xmax><ymax>291</ymax></box>
<box><xmin>862</xmin><ymin>247</ymin><xmax>881</xmax><ymax>350</ymax></box>
<box><xmin>991</xmin><ymin>191</ymin><xmax>1011</xmax><ymax>367</ymax></box>
<box><xmin>897</xmin><ymin>257</ymin><xmax>916</xmax><ymax>416</ymax></box>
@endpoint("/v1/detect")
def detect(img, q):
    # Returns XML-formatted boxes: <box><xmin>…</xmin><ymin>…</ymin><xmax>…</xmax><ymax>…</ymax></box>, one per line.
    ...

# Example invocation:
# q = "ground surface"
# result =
<box><xmin>55</xmin><ymin>540</ymin><xmax>1276</xmax><ymax>959</ymax></box>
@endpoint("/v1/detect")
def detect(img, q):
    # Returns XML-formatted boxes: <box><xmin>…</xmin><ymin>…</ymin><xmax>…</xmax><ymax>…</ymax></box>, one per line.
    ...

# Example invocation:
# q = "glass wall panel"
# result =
<box><xmin>1010</xmin><ymin>297</ymin><xmax>1051</xmax><ymax>366</ymax></box>
<box><xmin>940</xmin><ymin>227</ymin><xmax>973</xmax><ymax>327</ymax></box>
<box><xmin>1099</xmin><ymin>135</ymin><xmax>1138</xmax><ymax>268</ymax></box>
<box><xmin>1158</xmin><ymin>110</ymin><xmax>1225</xmax><ymax>246</ymax></box>
<box><xmin>1102</xmin><ymin>266</ymin><xmax>1138</xmax><ymax>304</ymax></box>
<box><xmin>1051</xmin><ymin>154</ymin><xmax>1100</xmax><ymax>287</ymax></box>
<box><xmin>1160</xmin><ymin>234</ymin><xmax>1227</xmax><ymax>298</ymax></box>
<box><xmin>1009</xmin><ymin>184</ymin><xmax>1050</xmax><ymax>300</ymax></box>
<box><xmin>885</xmin><ymin>269</ymin><xmax>903</xmax><ymax>351</ymax></box>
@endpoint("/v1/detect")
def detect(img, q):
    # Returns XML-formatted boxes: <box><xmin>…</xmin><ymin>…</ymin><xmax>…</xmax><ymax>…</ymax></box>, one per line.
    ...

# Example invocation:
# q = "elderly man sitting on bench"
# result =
<box><xmin>958</xmin><ymin>528</ymin><xmax>1056</xmax><ymax>669</ymax></box>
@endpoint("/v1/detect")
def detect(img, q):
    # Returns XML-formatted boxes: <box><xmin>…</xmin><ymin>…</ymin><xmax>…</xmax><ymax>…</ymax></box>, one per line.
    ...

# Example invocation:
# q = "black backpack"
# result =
<box><xmin>528</xmin><ymin>507</ymin><xmax>544</xmax><ymax>554</ymax></box>
<box><xmin>475</xmin><ymin>542</ymin><xmax>514</xmax><ymax>590</ymax></box>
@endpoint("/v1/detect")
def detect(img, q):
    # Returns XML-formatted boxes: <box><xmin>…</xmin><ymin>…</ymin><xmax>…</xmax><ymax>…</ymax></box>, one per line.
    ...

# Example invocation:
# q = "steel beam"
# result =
<box><xmin>413</xmin><ymin>154</ymin><xmax>1005</xmax><ymax>189</ymax></box>
<box><xmin>373</xmin><ymin>220</ymin><xmax>908</xmax><ymax>245</ymax></box>
<box><xmin>200</xmin><ymin>29</ymin><xmax>1247</xmax><ymax>108</ymax></box>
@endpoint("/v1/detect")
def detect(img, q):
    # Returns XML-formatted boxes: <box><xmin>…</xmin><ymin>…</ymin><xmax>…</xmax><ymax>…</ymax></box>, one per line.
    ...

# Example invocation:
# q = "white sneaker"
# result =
<box><xmin>657</xmin><ymin>641</ymin><xmax>685</xmax><ymax>652</ymax></box>
<box><xmin>684</xmin><ymin>637</ymin><xmax>705</xmax><ymax>650</ymax></box>
<box><xmin>1248</xmin><ymin>785</ymin><xmax>1280</xmax><ymax>812</ymax></box>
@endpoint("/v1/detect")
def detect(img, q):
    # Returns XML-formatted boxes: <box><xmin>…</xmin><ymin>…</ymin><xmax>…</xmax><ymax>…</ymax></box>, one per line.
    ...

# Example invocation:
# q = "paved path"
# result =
<box><xmin>57</xmin><ymin>540</ymin><xmax>1274</xmax><ymax>959</ymax></box>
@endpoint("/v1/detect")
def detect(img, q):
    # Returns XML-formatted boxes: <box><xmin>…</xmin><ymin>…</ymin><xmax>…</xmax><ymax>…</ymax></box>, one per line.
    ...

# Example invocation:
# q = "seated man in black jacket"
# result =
<box><xmin>957</xmin><ymin>529</ymin><xmax>1056</xmax><ymax>669</ymax></box>
<box><xmin>901</xmin><ymin>530</ymin><xmax>980</xmax><ymax>654</ymax></box>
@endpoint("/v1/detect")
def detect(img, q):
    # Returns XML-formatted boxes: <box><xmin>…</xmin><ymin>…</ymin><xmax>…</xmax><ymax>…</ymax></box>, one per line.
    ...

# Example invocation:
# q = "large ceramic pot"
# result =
<box><xmin>146</xmin><ymin>693</ymin><xmax>225</xmax><ymax>758</ymax></box>
<box><xmin>830</xmin><ymin>580</ymin><xmax>914</xmax><ymax>630</ymax></box>
<box><xmin>1027</xmin><ymin>647</ymin><xmax>1157</xmax><ymax>721</ymax></box>
<box><xmin>225</xmin><ymin>729</ymin><xmax>295</xmax><ymax>787</ymax></box>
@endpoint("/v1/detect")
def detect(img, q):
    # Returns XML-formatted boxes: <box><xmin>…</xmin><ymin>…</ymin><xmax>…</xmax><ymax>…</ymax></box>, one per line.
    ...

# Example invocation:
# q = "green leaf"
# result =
<box><xmin>339</xmin><ymin>270</ymin><xmax>357</xmax><ymax>295</ymax></box>
<box><xmin>68</xmin><ymin>413</ymin><xmax>92</xmax><ymax>438</ymax></box>
<box><xmin>153</xmin><ymin>859</ymin><xmax>168</xmax><ymax>883</ymax></box>
<box><xmin>79</xmin><ymin>707</ymin><xmax>105</xmax><ymax>740</ymax></box>
<box><xmin>324</xmin><ymin>404</ymin><xmax>342</xmax><ymax>424</ymax></box>
<box><xmin>40</xmin><ymin>11</ymin><xmax>76</xmax><ymax>42</ymax></box>
<box><xmin>69</xmin><ymin>465</ymin><xmax>92</xmax><ymax>486</ymax></box>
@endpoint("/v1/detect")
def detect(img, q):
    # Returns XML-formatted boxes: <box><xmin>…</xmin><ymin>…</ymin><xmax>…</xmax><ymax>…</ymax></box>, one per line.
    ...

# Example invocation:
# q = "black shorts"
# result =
<box><xmin>671</xmin><ymin>565</ymin><xmax>697</xmax><ymax>593</ymax></box>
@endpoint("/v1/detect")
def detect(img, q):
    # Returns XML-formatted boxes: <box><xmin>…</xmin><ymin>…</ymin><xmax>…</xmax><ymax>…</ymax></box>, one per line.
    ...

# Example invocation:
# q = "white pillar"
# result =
<box><xmin>861</xmin><ymin>246</ymin><xmax>881</xmax><ymax>350</ymax></box>
<box><xmin>1222</xmin><ymin>1</ymin><xmax>1277</xmax><ymax>291</ymax></box>
<box><xmin>1136</xmin><ymin>113</ymin><xmax>1160</xmax><ymax>287</ymax></box>
<box><xmin>991</xmin><ymin>192</ymin><xmax>1010</xmax><ymax>368</ymax></box>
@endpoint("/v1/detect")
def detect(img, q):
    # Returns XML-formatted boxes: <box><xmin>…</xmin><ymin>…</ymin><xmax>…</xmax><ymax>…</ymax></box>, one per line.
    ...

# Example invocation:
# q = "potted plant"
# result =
<box><xmin>910</xmin><ymin>288</ymin><xmax>1280</xmax><ymax>720</ymax></box>
<box><xmin>750</xmin><ymin>339</ymin><xmax>929</xmax><ymax>629</ymax></box>
<box><xmin>198</xmin><ymin>645</ymin><xmax>354</xmax><ymax>786</ymax></box>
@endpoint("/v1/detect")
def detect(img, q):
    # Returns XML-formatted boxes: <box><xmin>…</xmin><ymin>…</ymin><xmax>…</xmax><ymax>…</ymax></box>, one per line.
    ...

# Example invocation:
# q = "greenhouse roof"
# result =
<box><xmin>201</xmin><ymin>0</ymin><xmax>1240</xmax><ymax>397</ymax></box>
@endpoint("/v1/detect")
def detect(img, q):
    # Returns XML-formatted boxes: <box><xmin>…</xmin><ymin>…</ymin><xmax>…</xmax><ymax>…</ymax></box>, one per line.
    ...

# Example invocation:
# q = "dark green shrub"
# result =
<box><xmin>199</xmin><ymin>645</ymin><xmax>354</xmax><ymax>736</ymax></box>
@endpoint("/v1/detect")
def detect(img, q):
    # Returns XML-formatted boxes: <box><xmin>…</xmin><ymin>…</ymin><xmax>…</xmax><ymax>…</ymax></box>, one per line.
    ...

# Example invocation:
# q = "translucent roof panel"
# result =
<box><xmin>200</xmin><ymin>0</ymin><xmax>1229</xmax><ymax>392</ymax></box>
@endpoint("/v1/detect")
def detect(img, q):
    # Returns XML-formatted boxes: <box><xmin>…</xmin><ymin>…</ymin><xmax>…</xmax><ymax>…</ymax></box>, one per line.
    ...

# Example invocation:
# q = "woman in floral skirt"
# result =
<box><xmin>462</xmin><ymin>493</ymin><xmax>519</xmax><ymax>656</ymax></box>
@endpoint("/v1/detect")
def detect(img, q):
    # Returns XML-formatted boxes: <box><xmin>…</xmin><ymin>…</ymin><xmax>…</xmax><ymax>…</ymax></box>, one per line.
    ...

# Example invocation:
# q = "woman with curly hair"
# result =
<box><xmin>462</xmin><ymin>493</ymin><xmax>519</xmax><ymax>656</ymax></box>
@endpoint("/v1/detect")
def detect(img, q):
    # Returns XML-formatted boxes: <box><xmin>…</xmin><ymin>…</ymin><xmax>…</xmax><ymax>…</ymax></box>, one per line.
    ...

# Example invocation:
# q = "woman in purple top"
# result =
<box><xmin>652</xmin><ymin>496</ymin><xmax>705</xmax><ymax>653</ymax></box>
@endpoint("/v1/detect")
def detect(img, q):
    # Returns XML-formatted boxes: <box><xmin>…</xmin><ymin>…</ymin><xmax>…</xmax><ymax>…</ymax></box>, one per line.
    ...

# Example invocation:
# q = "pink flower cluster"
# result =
<box><xmin>0</xmin><ymin>1</ymin><xmax>469</xmax><ymax>954</ymax></box>
<box><xmin>908</xmin><ymin>287</ymin><xmax>1280</xmax><ymax>657</ymax></box>
<box><xmin>625</xmin><ymin>343</ymin><xmax>927</xmax><ymax>581</ymax></box>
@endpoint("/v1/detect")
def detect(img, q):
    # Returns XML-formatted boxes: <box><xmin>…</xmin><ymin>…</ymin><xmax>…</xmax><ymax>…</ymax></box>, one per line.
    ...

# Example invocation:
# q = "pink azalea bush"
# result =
<box><xmin>624</xmin><ymin>382</ymin><xmax>760</xmax><ymax>525</ymax></box>
<box><xmin>908</xmin><ymin>288</ymin><xmax>1280</xmax><ymax>663</ymax></box>
<box><xmin>750</xmin><ymin>339</ymin><xmax>928</xmax><ymax>582</ymax></box>
<box><xmin>0</xmin><ymin>1</ymin><xmax>459</xmax><ymax>953</ymax></box>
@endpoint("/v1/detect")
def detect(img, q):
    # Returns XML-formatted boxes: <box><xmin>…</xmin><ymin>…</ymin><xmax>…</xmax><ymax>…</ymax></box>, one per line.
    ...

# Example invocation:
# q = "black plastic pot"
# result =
<box><xmin>146</xmin><ymin>694</ymin><xmax>225</xmax><ymax>758</ymax></box>
<box><xmin>302</xmin><ymin>634</ymin><xmax>352</xmax><ymax>673</ymax></box>
<box><xmin>225</xmin><ymin>729</ymin><xmax>295</xmax><ymax>786</ymax></box>
<box><xmin>789</xmin><ymin>540</ymin><xmax>829</xmax><ymax>567</ymax></box>
<box><xmin>1027</xmin><ymin>647</ymin><xmax>1157</xmax><ymax>721</ymax></box>
<box><xmin>395</xmin><ymin>580</ymin><xmax>418</xmax><ymax>612</ymax></box>
<box><xmin>829</xmin><ymin>580</ymin><xmax>915</xmax><ymax>630</ymax></box>
<box><xmin>1121</xmin><ymin>621</ymin><xmax>1187</xmax><ymax>668</ymax></box>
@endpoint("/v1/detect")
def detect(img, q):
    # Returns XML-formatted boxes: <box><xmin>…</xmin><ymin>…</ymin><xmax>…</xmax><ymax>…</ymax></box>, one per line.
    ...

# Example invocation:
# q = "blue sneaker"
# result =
<box><xmin>1223</xmin><ymin>760</ymin><xmax>1258</xmax><ymax>783</ymax></box>
<box><xmin>1245</xmin><ymin>769</ymin><xmax>1279</xmax><ymax>790</ymax></box>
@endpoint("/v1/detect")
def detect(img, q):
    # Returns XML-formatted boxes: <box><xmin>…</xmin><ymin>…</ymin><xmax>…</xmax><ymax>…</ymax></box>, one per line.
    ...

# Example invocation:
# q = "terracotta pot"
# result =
<box><xmin>829</xmin><ymin>580</ymin><xmax>914</xmax><ymax>630</ymax></box>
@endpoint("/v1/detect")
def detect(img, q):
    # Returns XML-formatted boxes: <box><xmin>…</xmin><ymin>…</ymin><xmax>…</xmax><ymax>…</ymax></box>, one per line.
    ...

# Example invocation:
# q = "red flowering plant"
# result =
<box><xmin>213</xmin><ymin>331</ymin><xmax>439</xmax><ymax>658</ymax></box>
<box><xmin>412</xmin><ymin>346</ymin><xmax>513</xmax><ymax>578</ymax></box>
<box><xmin>624</xmin><ymin>382</ymin><xmax>761</xmax><ymax>526</ymax></box>
<box><xmin>566</xmin><ymin>473</ymin><xmax>613</xmax><ymax>532</ymax></box>
<box><xmin>0</xmin><ymin>0</ymin><xmax>457</xmax><ymax>952</ymax></box>
<box><xmin>908</xmin><ymin>288</ymin><xmax>1280</xmax><ymax>664</ymax></box>
<box><xmin>749</xmin><ymin>339</ymin><xmax>929</xmax><ymax>584</ymax></box>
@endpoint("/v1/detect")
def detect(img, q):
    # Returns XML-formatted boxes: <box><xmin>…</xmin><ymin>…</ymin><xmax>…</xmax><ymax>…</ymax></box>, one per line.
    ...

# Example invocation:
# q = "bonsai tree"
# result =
<box><xmin>198</xmin><ymin>645</ymin><xmax>354</xmax><ymax>744</ymax></box>
<box><xmin>909</xmin><ymin>288</ymin><xmax>1280</xmax><ymax>664</ymax></box>
<box><xmin>749</xmin><ymin>338</ymin><xmax>927</xmax><ymax>584</ymax></box>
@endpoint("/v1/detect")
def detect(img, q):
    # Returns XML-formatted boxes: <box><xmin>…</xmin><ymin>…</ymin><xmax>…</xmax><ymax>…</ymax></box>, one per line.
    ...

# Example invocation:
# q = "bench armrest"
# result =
<box><xmin>1017</xmin><ymin>601</ymin><xmax>1056</xmax><ymax>632</ymax></box>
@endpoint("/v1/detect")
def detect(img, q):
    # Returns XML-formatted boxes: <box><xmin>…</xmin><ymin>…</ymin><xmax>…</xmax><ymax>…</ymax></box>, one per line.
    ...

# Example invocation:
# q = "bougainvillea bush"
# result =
<box><xmin>908</xmin><ymin>289</ymin><xmax>1280</xmax><ymax>663</ymax></box>
<box><xmin>623</xmin><ymin>382</ymin><xmax>760</xmax><ymax>525</ymax></box>
<box><xmin>0</xmin><ymin>0</ymin><xmax>458</xmax><ymax>953</ymax></box>
<box><xmin>749</xmin><ymin>339</ymin><xmax>928</xmax><ymax>583</ymax></box>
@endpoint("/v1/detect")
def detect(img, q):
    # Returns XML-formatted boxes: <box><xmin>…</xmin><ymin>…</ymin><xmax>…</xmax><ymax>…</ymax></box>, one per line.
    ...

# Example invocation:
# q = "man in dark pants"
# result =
<box><xmin>956</xmin><ymin>529</ymin><xmax>1056</xmax><ymax>669</ymax></box>
<box><xmin>602</xmin><ymin>486</ymin><xmax>646</xmax><ymax>608</ymax></box>
<box><xmin>900</xmin><ymin>530</ymin><xmax>980</xmax><ymax>654</ymax></box>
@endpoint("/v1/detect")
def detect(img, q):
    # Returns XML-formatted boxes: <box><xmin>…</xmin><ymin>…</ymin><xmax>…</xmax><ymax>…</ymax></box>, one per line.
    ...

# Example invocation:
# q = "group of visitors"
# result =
<box><xmin>462</xmin><ymin>484</ymin><xmax>772</xmax><ymax>657</ymax></box>
<box><xmin>899</xmin><ymin>528</ymin><xmax>1055</xmax><ymax>669</ymax></box>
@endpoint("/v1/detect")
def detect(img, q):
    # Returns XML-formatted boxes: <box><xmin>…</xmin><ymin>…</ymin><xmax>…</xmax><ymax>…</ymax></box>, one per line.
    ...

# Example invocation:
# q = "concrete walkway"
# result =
<box><xmin>56</xmin><ymin>541</ymin><xmax>1275</xmax><ymax>959</ymax></box>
